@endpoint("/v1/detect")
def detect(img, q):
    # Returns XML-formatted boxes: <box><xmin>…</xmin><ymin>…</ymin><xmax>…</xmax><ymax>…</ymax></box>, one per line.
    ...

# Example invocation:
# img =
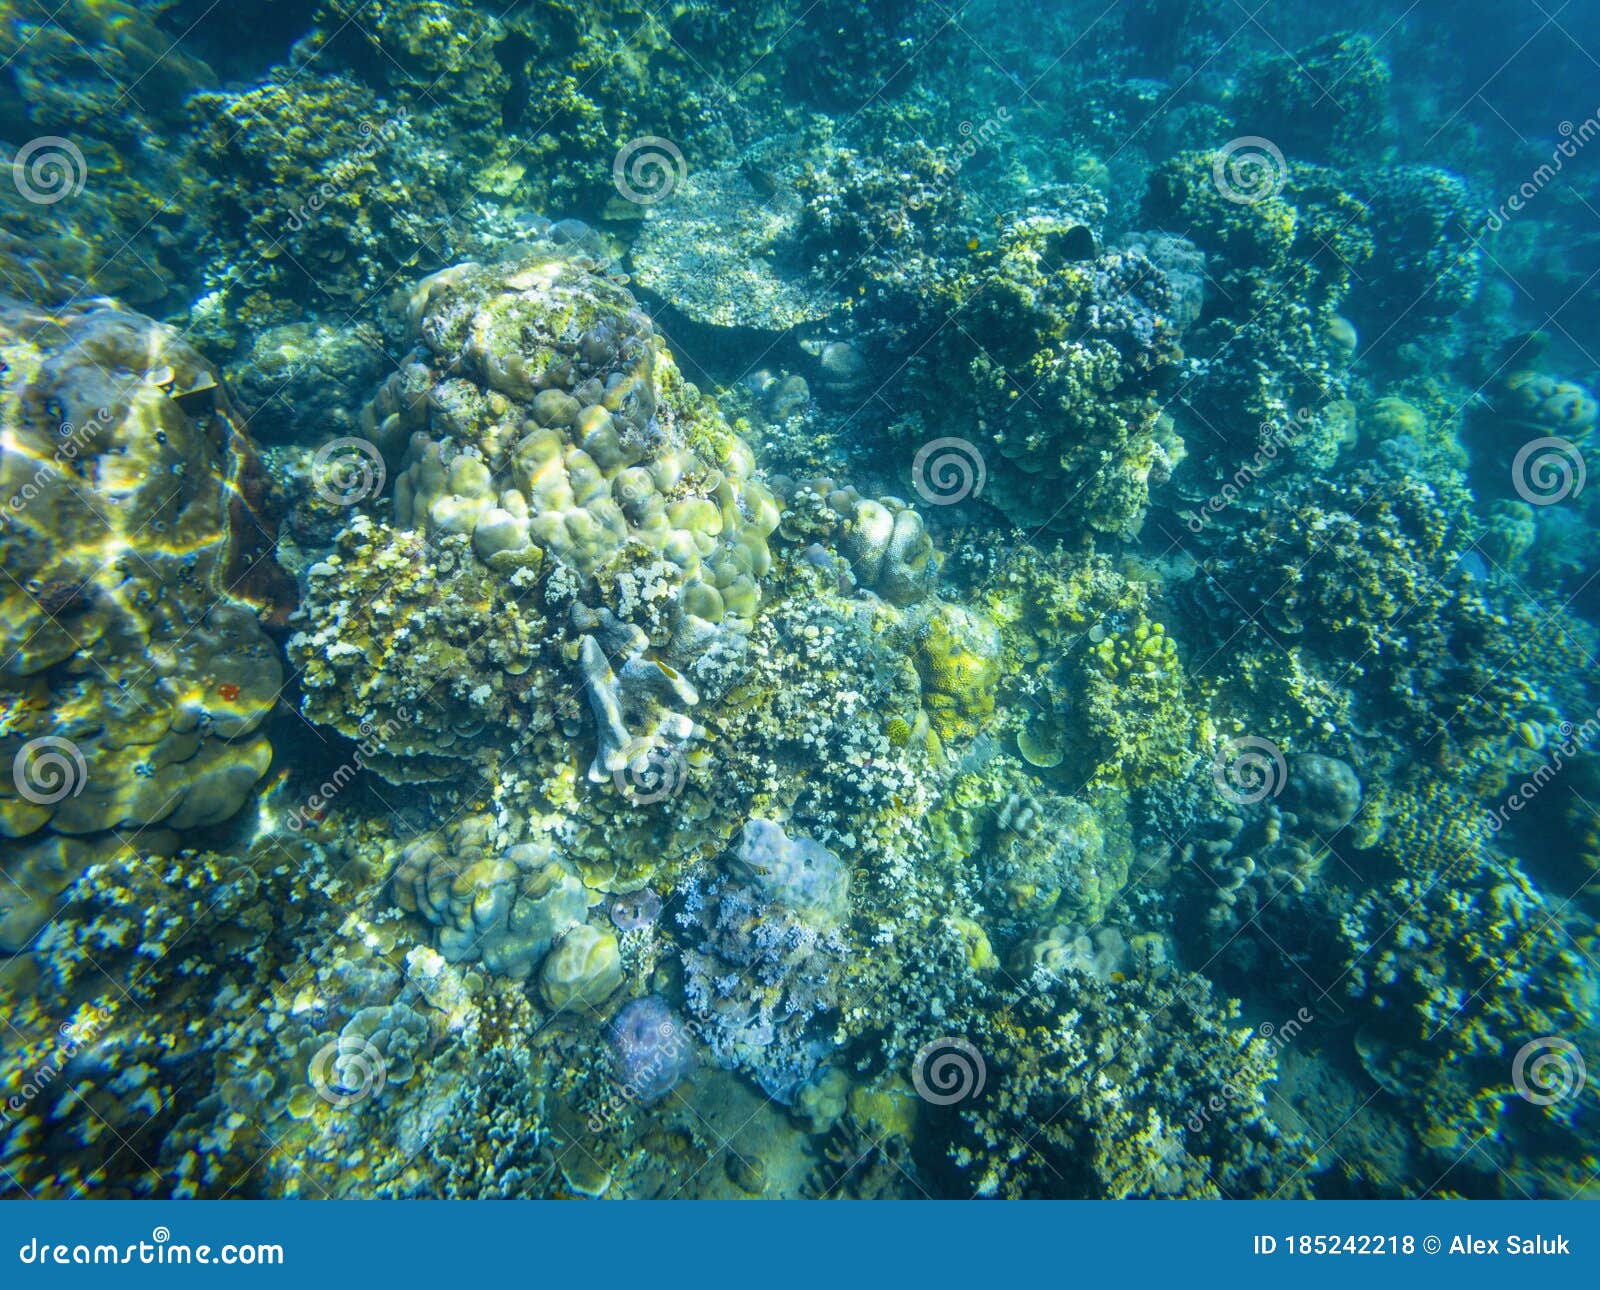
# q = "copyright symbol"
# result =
<box><xmin>1423</xmin><ymin>1235</ymin><xmax>1441</xmax><ymax>1254</ymax></box>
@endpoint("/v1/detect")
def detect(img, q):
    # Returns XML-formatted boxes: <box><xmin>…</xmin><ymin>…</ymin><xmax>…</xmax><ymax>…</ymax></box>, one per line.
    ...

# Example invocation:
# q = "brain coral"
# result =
<box><xmin>0</xmin><ymin>300</ymin><xmax>288</xmax><ymax>945</ymax></box>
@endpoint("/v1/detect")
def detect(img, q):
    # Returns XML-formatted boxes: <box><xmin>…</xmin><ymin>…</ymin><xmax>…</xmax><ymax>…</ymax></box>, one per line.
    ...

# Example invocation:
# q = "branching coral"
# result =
<box><xmin>949</xmin><ymin>968</ymin><xmax>1318</xmax><ymax>1198</ymax></box>
<box><xmin>1335</xmin><ymin>855</ymin><xmax>1598</xmax><ymax>1187</ymax></box>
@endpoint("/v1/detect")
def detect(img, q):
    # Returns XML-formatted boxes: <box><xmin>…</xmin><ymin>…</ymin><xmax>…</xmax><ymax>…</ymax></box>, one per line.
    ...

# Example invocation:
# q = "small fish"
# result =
<box><xmin>741</xmin><ymin>160</ymin><xmax>781</xmax><ymax>197</ymax></box>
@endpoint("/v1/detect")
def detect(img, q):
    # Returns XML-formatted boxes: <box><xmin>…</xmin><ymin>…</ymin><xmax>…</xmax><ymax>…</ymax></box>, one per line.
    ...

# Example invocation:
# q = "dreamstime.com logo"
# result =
<box><xmin>17</xmin><ymin>1227</ymin><xmax>283</xmax><ymax>1267</ymax></box>
<box><xmin>612</xmin><ymin>136</ymin><xmax>686</xmax><ymax>204</ymax></box>
<box><xmin>1211</xmin><ymin>735</ymin><xmax>1287</xmax><ymax>806</ymax></box>
<box><xmin>1511</xmin><ymin>1036</ymin><xmax>1587</xmax><ymax>1107</ymax></box>
<box><xmin>11</xmin><ymin>736</ymin><xmax>88</xmax><ymax>805</ymax></box>
<box><xmin>1212</xmin><ymin>136</ymin><xmax>1288</xmax><ymax>205</ymax></box>
<box><xmin>612</xmin><ymin>745</ymin><xmax>690</xmax><ymax>805</ymax></box>
<box><xmin>912</xmin><ymin>437</ymin><xmax>986</xmax><ymax>506</ymax></box>
<box><xmin>1511</xmin><ymin>435</ymin><xmax>1586</xmax><ymax>506</ymax></box>
<box><xmin>311</xmin><ymin>436</ymin><xmax>386</xmax><ymax>507</ymax></box>
<box><xmin>9</xmin><ymin>136</ymin><xmax>86</xmax><ymax>205</ymax></box>
<box><xmin>911</xmin><ymin>1036</ymin><xmax>986</xmax><ymax>1105</ymax></box>
<box><xmin>307</xmin><ymin>1036</ymin><xmax>386</xmax><ymax>1110</ymax></box>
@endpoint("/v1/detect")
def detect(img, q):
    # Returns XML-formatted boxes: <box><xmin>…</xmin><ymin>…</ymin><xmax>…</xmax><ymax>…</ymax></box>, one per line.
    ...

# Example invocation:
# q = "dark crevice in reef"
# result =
<box><xmin>496</xmin><ymin>31</ymin><xmax>536</xmax><ymax>133</ymax></box>
<box><xmin>155</xmin><ymin>0</ymin><xmax>321</xmax><ymax>84</ymax></box>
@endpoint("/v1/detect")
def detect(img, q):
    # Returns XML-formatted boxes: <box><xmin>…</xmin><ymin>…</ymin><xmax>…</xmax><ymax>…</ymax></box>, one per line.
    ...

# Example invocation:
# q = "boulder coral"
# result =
<box><xmin>0</xmin><ymin>301</ymin><xmax>287</xmax><ymax>947</ymax></box>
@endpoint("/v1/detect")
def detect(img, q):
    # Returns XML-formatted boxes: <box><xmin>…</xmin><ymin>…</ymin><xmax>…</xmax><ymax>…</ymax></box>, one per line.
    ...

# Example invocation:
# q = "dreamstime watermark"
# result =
<box><xmin>612</xmin><ymin>135</ymin><xmax>686</xmax><ymax>205</ymax></box>
<box><xmin>1211</xmin><ymin>735</ymin><xmax>1287</xmax><ymax>806</ymax></box>
<box><xmin>307</xmin><ymin>1035</ymin><xmax>386</xmax><ymax>1109</ymax></box>
<box><xmin>282</xmin><ymin>711</ymin><xmax>409</xmax><ymax>832</ymax></box>
<box><xmin>1479</xmin><ymin>107</ymin><xmax>1600</xmax><ymax>233</ymax></box>
<box><xmin>11</xmin><ymin>735</ymin><xmax>88</xmax><ymax>805</ymax></box>
<box><xmin>1212</xmin><ymin>136</ymin><xmax>1288</xmax><ymax>205</ymax></box>
<box><xmin>1511</xmin><ymin>435</ymin><xmax>1586</xmax><ymax>506</ymax></box>
<box><xmin>9</xmin><ymin>135</ymin><xmax>86</xmax><ymax>205</ymax></box>
<box><xmin>0</xmin><ymin>1005</ymin><xmax>112</xmax><ymax>1128</ymax></box>
<box><xmin>1187</xmin><ymin>1006</ymin><xmax>1316</xmax><ymax>1133</ymax></box>
<box><xmin>1511</xmin><ymin>1035</ymin><xmax>1587</xmax><ymax>1107</ymax></box>
<box><xmin>912</xmin><ymin>436</ymin><xmax>986</xmax><ymax>505</ymax></box>
<box><xmin>904</xmin><ymin>106</ymin><xmax>1013</xmax><ymax>212</ymax></box>
<box><xmin>284</xmin><ymin>112</ymin><xmax>407</xmax><ymax>232</ymax></box>
<box><xmin>311</xmin><ymin>436</ymin><xmax>386</xmax><ymax>507</ymax></box>
<box><xmin>612</xmin><ymin>745</ymin><xmax>690</xmax><ymax>805</ymax></box>
<box><xmin>1</xmin><ymin>406</ymin><xmax>113</xmax><ymax>534</ymax></box>
<box><xmin>1182</xmin><ymin>408</ymin><xmax>1317</xmax><ymax>532</ymax></box>
<box><xmin>1483</xmin><ymin>707</ymin><xmax>1600</xmax><ymax>835</ymax></box>
<box><xmin>586</xmin><ymin>1017</ymin><xmax>693</xmax><ymax>1133</ymax></box>
<box><xmin>911</xmin><ymin>1036</ymin><xmax>986</xmax><ymax>1105</ymax></box>
<box><xmin>18</xmin><ymin>1228</ymin><xmax>283</xmax><ymax>1266</ymax></box>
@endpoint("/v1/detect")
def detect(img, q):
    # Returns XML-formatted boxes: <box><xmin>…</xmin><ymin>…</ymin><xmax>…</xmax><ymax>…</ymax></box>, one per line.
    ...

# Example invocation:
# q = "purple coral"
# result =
<box><xmin>609</xmin><ymin>995</ymin><xmax>695</xmax><ymax>1104</ymax></box>
<box><xmin>678</xmin><ymin>876</ymin><xmax>846</xmax><ymax>1103</ymax></box>
<box><xmin>735</xmin><ymin>819</ymin><xmax>849</xmax><ymax>917</ymax></box>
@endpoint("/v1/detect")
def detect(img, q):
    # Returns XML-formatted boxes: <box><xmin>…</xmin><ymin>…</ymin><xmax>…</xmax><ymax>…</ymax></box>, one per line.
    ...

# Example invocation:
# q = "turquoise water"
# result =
<box><xmin>0</xmin><ymin>0</ymin><xmax>1597</xmax><ymax>1199</ymax></box>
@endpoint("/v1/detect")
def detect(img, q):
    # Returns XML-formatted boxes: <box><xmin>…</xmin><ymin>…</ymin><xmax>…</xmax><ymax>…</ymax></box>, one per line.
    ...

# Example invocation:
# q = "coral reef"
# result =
<box><xmin>950</xmin><ymin>967</ymin><xmax>1319</xmax><ymax>1198</ymax></box>
<box><xmin>0</xmin><ymin>300</ymin><xmax>287</xmax><ymax>946</ymax></box>
<box><xmin>1234</xmin><ymin>32</ymin><xmax>1392</xmax><ymax>163</ymax></box>
<box><xmin>1335</xmin><ymin>856</ymin><xmax>1598</xmax><ymax>1189</ymax></box>
<box><xmin>608</xmin><ymin>994</ymin><xmax>695</xmax><ymax>1104</ymax></box>
<box><xmin>5</xmin><ymin>0</ymin><xmax>1599</xmax><ymax>1206</ymax></box>
<box><xmin>678</xmin><ymin>873</ymin><xmax>848</xmax><ymax>1104</ymax></box>
<box><xmin>632</xmin><ymin>148</ymin><xmax>834</xmax><ymax>332</ymax></box>
<box><xmin>891</xmin><ymin>210</ymin><xmax>1193</xmax><ymax>538</ymax></box>
<box><xmin>392</xmin><ymin>817</ymin><xmax>591</xmax><ymax>981</ymax></box>
<box><xmin>186</xmin><ymin>75</ymin><xmax>462</xmax><ymax>339</ymax></box>
<box><xmin>1142</xmin><ymin>150</ymin><xmax>1372</xmax><ymax>494</ymax></box>
<box><xmin>540</xmin><ymin>923</ymin><xmax>624</xmax><ymax>1011</ymax></box>
<box><xmin>734</xmin><ymin>818</ymin><xmax>850</xmax><ymax>920</ymax></box>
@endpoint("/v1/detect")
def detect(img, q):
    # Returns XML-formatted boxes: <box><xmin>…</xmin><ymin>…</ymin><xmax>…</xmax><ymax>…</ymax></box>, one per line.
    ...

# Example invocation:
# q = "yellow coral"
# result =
<box><xmin>1078</xmin><ymin>614</ymin><xmax>1197</xmax><ymax>787</ymax></box>
<box><xmin>911</xmin><ymin>602</ymin><xmax>1002</xmax><ymax>743</ymax></box>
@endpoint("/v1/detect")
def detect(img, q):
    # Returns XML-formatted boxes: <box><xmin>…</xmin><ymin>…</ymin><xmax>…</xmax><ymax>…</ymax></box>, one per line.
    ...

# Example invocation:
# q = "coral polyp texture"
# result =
<box><xmin>2</xmin><ymin>0</ymin><xmax>1598</xmax><ymax>1205</ymax></box>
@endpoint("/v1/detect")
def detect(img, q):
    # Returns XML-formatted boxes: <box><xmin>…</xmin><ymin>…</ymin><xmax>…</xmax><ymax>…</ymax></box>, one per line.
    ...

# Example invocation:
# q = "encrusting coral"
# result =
<box><xmin>0</xmin><ymin>300</ymin><xmax>289</xmax><ymax>949</ymax></box>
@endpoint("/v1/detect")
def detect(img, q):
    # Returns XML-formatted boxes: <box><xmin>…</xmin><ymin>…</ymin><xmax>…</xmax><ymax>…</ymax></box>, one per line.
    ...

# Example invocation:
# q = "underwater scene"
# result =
<box><xmin>0</xmin><ymin>0</ymin><xmax>1597</xmax><ymax>1203</ymax></box>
